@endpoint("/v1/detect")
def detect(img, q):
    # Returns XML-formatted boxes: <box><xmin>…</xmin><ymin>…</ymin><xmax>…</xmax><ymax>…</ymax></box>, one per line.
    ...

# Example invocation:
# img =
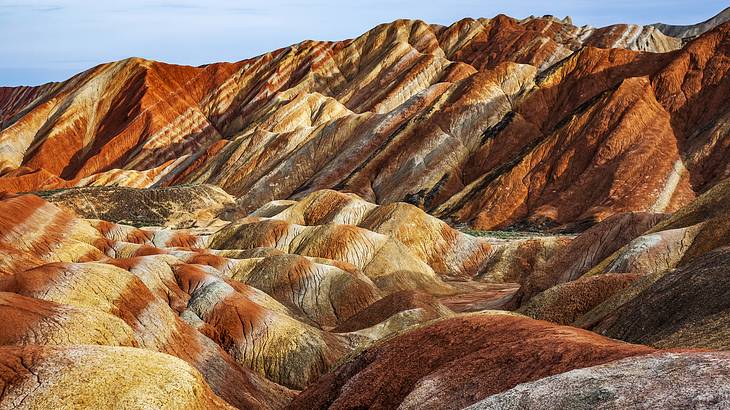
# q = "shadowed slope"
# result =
<box><xmin>591</xmin><ymin>247</ymin><xmax>730</xmax><ymax>350</ymax></box>
<box><xmin>332</xmin><ymin>290</ymin><xmax>453</xmax><ymax>333</ymax></box>
<box><xmin>517</xmin><ymin>273</ymin><xmax>641</xmax><ymax>325</ymax></box>
<box><xmin>289</xmin><ymin>313</ymin><xmax>655</xmax><ymax>410</ymax></box>
<box><xmin>507</xmin><ymin>212</ymin><xmax>665</xmax><ymax>308</ymax></box>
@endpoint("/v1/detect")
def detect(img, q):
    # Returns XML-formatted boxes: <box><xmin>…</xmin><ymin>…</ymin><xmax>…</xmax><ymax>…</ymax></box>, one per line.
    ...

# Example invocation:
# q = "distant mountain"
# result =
<box><xmin>0</xmin><ymin>10</ymin><xmax>728</xmax><ymax>232</ymax></box>
<box><xmin>651</xmin><ymin>6</ymin><xmax>730</xmax><ymax>39</ymax></box>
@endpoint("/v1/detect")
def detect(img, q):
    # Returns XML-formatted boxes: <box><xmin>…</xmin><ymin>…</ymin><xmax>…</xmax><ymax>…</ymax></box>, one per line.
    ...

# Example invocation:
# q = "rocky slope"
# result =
<box><xmin>289</xmin><ymin>313</ymin><xmax>656</xmax><ymax>409</ymax></box>
<box><xmin>37</xmin><ymin>184</ymin><xmax>234</xmax><ymax>227</ymax></box>
<box><xmin>1</xmin><ymin>7</ymin><xmax>730</xmax><ymax>410</ymax></box>
<box><xmin>0</xmin><ymin>190</ymin><xmax>524</xmax><ymax>406</ymax></box>
<box><xmin>0</xmin><ymin>345</ymin><xmax>237</xmax><ymax>410</ymax></box>
<box><xmin>0</xmin><ymin>183</ymin><xmax>729</xmax><ymax>408</ymax></box>
<box><xmin>468</xmin><ymin>352</ymin><xmax>730</xmax><ymax>409</ymax></box>
<box><xmin>2</xmin><ymin>10</ymin><xmax>729</xmax><ymax>230</ymax></box>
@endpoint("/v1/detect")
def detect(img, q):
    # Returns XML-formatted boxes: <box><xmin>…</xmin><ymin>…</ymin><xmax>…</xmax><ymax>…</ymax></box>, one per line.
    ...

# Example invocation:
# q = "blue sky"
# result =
<box><xmin>1</xmin><ymin>0</ymin><xmax>727</xmax><ymax>86</ymax></box>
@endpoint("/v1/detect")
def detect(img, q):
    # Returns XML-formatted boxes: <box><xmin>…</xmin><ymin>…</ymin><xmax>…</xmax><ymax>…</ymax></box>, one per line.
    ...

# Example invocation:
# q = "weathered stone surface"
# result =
<box><xmin>508</xmin><ymin>212</ymin><xmax>665</xmax><ymax>308</ymax></box>
<box><xmin>0</xmin><ymin>260</ymin><xmax>291</xmax><ymax>408</ymax></box>
<box><xmin>571</xmin><ymin>177</ymin><xmax>730</xmax><ymax>339</ymax></box>
<box><xmin>289</xmin><ymin>313</ymin><xmax>655</xmax><ymax>410</ymax></box>
<box><xmin>0</xmin><ymin>291</ymin><xmax>139</xmax><ymax>347</ymax></box>
<box><xmin>175</xmin><ymin>262</ymin><xmax>351</xmax><ymax>389</ymax></box>
<box><xmin>646</xmin><ymin>177</ymin><xmax>730</xmax><ymax>266</ymax></box>
<box><xmin>209</xmin><ymin>218</ymin><xmax>452</xmax><ymax>294</ymax></box>
<box><xmin>228</xmin><ymin>253</ymin><xmax>382</xmax><ymax>328</ymax></box>
<box><xmin>332</xmin><ymin>290</ymin><xmax>453</xmax><ymax>333</ymax></box>
<box><xmin>518</xmin><ymin>273</ymin><xmax>640</xmax><ymax>325</ymax></box>
<box><xmin>0</xmin><ymin>345</ymin><xmax>235</xmax><ymax>409</ymax></box>
<box><xmin>37</xmin><ymin>184</ymin><xmax>234</xmax><ymax>227</ymax></box>
<box><xmin>240</xmin><ymin>189</ymin><xmax>494</xmax><ymax>280</ymax></box>
<box><xmin>476</xmin><ymin>234</ymin><xmax>571</xmax><ymax>284</ymax></box>
<box><xmin>468</xmin><ymin>352</ymin><xmax>730</xmax><ymax>410</ymax></box>
<box><xmin>0</xmin><ymin>194</ymin><xmax>299</xmax><ymax>408</ymax></box>
<box><xmin>591</xmin><ymin>247</ymin><xmax>730</xmax><ymax>350</ymax></box>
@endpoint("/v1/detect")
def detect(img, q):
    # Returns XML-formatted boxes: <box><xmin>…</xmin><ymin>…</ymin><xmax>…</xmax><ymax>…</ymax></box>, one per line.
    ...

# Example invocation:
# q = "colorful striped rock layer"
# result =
<box><xmin>1</xmin><ymin>9</ymin><xmax>729</xmax><ymax>231</ymax></box>
<box><xmin>2</xmin><ymin>7</ymin><xmax>730</xmax><ymax>410</ymax></box>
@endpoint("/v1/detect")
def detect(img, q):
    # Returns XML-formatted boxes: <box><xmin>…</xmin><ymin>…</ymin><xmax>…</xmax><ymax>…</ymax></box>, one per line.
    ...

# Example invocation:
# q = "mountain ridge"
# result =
<box><xmin>1</xmin><ymin>8</ymin><xmax>730</xmax><ymax>408</ymax></box>
<box><xmin>1</xmin><ymin>10</ymin><xmax>729</xmax><ymax>232</ymax></box>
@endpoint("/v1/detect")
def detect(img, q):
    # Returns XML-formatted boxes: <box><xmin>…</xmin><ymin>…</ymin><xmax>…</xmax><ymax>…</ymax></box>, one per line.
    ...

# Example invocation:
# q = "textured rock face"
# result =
<box><xmin>1</xmin><ymin>8</ymin><xmax>730</xmax><ymax>409</ymax></box>
<box><xmin>468</xmin><ymin>352</ymin><xmax>730</xmax><ymax>410</ymax></box>
<box><xmin>289</xmin><ymin>313</ymin><xmax>655</xmax><ymax>410</ymax></box>
<box><xmin>0</xmin><ymin>193</ymin><xmax>300</xmax><ymax>408</ymax></box>
<box><xmin>0</xmin><ymin>260</ymin><xmax>292</xmax><ymax>408</ymax></box>
<box><xmin>209</xmin><ymin>218</ymin><xmax>452</xmax><ymax>294</ymax></box>
<box><xmin>476</xmin><ymin>234</ymin><xmax>571</xmax><ymax>284</ymax></box>
<box><xmin>643</xmin><ymin>176</ymin><xmax>730</xmax><ymax>266</ymax></box>
<box><xmin>507</xmin><ymin>212</ymin><xmax>665</xmax><ymax>308</ymax></box>
<box><xmin>233</xmin><ymin>189</ymin><xmax>493</xmax><ymax>280</ymax></box>
<box><xmin>560</xmin><ymin>177</ymin><xmax>730</xmax><ymax>344</ymax></box>
<box><xmin>2</xmin><ymin>14</ymin><xmax>729</xmax><ymax>231</ymax></box>
<box><xmin>518</xmin><ymin>273</ymin><xmax>640</xmax><ymax>325</ymax></box>
<box><xmin>0</xmin><ymin>345</ymin><xmax>235</xmax><ymax>410</ymax></box>
<box><xmin>0</xmin><ymin>191</ymin><xmax>511</xmax><ymax>406</ymax></box>
<box><xmin>0</xmin><ymin>291</ymin><xmax>139</xmax><ymax>347</ymax></box>
<box><xmin>230</xmin><ymin>253</ymin><xmax>382</xmax><ymax>328</ymax></box>
<box><xmin>332</xmin><ymin>290</ymin><xmax>453</xmax><ymax>333</ymax></box>
<box><xmin>3</xmin><ymin>185</ymin><xmax>727</xmax><ymax>408</ymax></box>
<box><xmin>37</xmin><ymin>184</ymin><xmax>235</xmax><ymax>227</ymax></box>
<box><xmin>174</xmin><ymin>262</ymin><xmax>351</xmax><ymax>389</ymax></box>
<box><xmin>590</xmin><ymin>247</ymin><xmax>730</xmax><ymax>350</ymax></box>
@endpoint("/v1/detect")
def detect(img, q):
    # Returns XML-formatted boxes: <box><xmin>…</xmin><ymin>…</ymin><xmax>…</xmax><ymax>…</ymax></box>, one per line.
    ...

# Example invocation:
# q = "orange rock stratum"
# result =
<box><xmin>1</xmin><ymin>8</ymin><xmax>730</xmax><ymax>409</ymax></box>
